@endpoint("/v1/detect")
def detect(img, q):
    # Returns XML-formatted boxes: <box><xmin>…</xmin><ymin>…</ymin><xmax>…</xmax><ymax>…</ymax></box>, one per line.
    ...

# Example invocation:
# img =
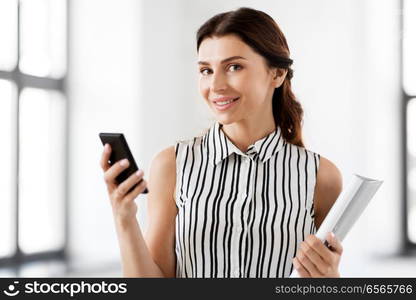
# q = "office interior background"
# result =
<box><xmin>0</xmin><ymin>0</ymin><xmax>415</xmax><ymax>277</ymax></box>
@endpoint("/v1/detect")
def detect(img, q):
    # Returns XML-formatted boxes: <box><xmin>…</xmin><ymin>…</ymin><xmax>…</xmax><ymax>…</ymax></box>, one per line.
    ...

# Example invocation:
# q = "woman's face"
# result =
<box><xmin>197</xmin><ymin>34</ymin><xmax>285</xmax><ymax>125</ymax></box>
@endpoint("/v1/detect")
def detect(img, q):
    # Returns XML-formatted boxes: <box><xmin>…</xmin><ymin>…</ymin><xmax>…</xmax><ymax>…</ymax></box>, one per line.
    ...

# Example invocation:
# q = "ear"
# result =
<box><xmin>271</xmin><ymin>68</ymin><xmax>288</xmax><ymax>88</ymax></box>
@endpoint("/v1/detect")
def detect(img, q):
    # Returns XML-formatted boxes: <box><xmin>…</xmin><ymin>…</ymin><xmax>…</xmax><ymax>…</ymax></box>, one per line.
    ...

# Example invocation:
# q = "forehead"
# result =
<box><xmin>198</xmin><ymin>34</ymin><xmax>257</xmax><ymax>62</ymax></box>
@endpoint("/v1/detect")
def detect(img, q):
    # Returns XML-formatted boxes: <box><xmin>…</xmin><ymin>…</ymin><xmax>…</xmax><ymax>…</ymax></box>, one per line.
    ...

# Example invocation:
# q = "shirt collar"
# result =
<box><xmin>204</xmin><ymin>121</ymin><xmax>286</xmax><ymax>166</ymax></box>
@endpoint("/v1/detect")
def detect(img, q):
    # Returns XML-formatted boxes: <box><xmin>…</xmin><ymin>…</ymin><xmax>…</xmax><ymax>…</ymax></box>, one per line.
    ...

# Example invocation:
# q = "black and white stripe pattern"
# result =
<box><xmin>174</xmin><ymin>121</ymin><xmax>320</xmax><ymax>278</ymax></box>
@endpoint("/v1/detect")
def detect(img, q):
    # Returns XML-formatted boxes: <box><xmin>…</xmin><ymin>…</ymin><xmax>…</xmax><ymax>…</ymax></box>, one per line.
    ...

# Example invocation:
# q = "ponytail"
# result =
<box><xmin>272</xmin><ymin>67</ymin><xmax>304</xmax><ymax>147</ymax></box>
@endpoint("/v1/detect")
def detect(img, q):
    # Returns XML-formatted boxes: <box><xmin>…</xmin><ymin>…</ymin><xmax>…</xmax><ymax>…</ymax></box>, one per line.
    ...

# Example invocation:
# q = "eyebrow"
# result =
<box><xmin>197</xmin><ymin>55</ymin><xmax>247</xmax><ymax>65</ymax></box>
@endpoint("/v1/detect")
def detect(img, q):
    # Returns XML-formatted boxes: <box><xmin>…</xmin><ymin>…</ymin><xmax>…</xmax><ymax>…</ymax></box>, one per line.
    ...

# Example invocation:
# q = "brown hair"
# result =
<box><xmin>196</xmin><ymin>7</ymin><xmax>304</xmax><ymax>147</ymax></box>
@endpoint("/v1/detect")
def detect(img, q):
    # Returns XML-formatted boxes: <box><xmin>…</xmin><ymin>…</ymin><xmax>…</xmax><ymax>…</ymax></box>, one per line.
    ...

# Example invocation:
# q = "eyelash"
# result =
<box><xmin>199</xmin><ymin>64</ymin><xmax>243</xmax><ymax>76</ymax></box>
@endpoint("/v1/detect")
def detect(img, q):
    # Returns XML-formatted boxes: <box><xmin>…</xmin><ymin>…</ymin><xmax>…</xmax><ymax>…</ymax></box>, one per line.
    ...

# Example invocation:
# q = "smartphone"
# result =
<box><xmin>99</xmin><ymin>133</ymin><xmax>148</xmax><ymax>194</ymax></box>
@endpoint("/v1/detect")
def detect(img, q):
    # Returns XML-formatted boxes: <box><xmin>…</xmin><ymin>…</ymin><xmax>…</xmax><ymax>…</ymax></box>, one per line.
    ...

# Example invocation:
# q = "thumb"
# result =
<box><xmin>326</xmin><ymin>232</ymin><xmax>343</xmax><ymax>255</ymax></box>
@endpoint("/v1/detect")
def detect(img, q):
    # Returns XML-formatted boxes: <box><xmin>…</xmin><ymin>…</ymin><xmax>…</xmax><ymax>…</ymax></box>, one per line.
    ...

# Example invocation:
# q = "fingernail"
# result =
<box><xmin>104</xmin><ymin>144</ymin><xmax>109</xmax><ymax>151</ymax></box>
<box><xmin>120</xmin><ymin>159</ymin><xmax>129</xmax><ymax>166</ymax></box>
<box><xmin>136</xmin><ymin>170</ymin><xmax>143</xmax><ymax>176</ymax></box>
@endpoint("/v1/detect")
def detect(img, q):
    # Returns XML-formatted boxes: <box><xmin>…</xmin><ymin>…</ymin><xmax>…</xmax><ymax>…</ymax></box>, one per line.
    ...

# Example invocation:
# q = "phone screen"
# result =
<box><xmin>99</xmin><ymin>133</ymin><xmax>148</xmax><ymax>194</ymax></box>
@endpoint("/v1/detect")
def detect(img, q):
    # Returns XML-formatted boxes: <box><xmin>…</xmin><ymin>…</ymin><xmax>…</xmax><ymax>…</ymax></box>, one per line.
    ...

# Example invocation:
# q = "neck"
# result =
<box><xmin>220</xmin><ymin>114</ymin><xmax>276</xmax><ymax>153</ymax></box>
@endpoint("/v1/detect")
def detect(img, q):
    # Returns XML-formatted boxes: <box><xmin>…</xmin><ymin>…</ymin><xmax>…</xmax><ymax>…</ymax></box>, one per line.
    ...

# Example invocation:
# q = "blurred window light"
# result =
<box><xmin>408</xmin><ymin>98</ymin><xmax>416</xmax><ymax>243</ymax></box>
<box><xmin>18</xmin><ymin>88</ymin><xmax>66</xmax><ymax>254</ymax></box>
<box><xmin>19</xmin><ymin>260</ymin><xmax>67</xmax><ymax>277</ymax></box>
<box><xmin>403</xmin><ymin>0</ymin><xmax>416</xmax><ymax>95</ymax></box>
<box><xmin>0</xmin><ymin>268</ymin><xmax>17</xmax><ymax>277</ymax></box>
<box><xmin>19</xmin><ymin>0</ymin><xmax>67</xmax><ymax>78</ymax></box>
<box><xmin>409</xmin><ymin>166</ymin><xmax>416</xmax><ymax>192</ymax></box>
<box><xmin>0</xmin><ymin>80</ymin><xmax>17</xmax><ymax>258</ymax></box>
<box><xmin>409</xmin><ymin>200</ymin><xmax>416</xmax><ymax>243</ymax></box>
<box><xmin>0</xmin><ymin>0</ymin><xmax>18</xmax><ymax>71</ymax></box>
<box><xmin>407</xmin><ymin>98</ymin><xmax>416</xmax><ymax>157</ymax></box>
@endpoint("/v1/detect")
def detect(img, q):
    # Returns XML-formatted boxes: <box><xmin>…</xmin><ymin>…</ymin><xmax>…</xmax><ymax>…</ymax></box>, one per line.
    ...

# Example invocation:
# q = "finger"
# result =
<box><xmin>305</xmin><ymin>234</ymin><xmax>334</xmax><ymax>265</ymax></box>
<box><xmin>100</xmin><ymin>144</ymin><xmax>112</xmax><ymax>171</ymax></box>
<box><xmin>104</xmin><ymin>158</ymin><xmax>130</xmax><ymax>186</ymax></box>
<box><xmin>296</xmin><ymin>249</ymin><xmax>324</xmax><ymax>277</ymax></box>
<box><xmin>116</xmin><ymin>170</ymin><xmax>144</xmax><ymax>198</ymax></box>
<box><xmin>124</xmin><ymin>178</ymin><xmax>148</xmax><ymax>202</ymax></box>
<box><xmin>300</xmin><ymin>241</ymin><xmax>330</xmax><ymax>275</ymax></box>
<box><xmin>292</xmin><ymin>257</ymin><xmax>311</xmax><ymax>278</ymax></box>
<box><xmin>326</xmin><ymin>232</ymin><xmax>343</xmax><ymax>255</ymax></box>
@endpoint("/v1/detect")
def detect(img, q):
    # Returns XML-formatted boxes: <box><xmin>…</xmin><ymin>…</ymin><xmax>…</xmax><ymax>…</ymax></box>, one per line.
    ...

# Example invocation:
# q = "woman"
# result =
<box><xmin>100</xmin><ymin>7</ymin><xmax>343</xmax><ymax>278</ymax></box>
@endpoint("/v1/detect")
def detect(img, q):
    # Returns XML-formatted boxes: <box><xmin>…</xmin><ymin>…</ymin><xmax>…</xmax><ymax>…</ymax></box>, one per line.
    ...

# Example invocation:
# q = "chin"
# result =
<box><xmin>215</xmin><ymin>115</ymin><xmax>241</xmax><ymax>126</ymax></box>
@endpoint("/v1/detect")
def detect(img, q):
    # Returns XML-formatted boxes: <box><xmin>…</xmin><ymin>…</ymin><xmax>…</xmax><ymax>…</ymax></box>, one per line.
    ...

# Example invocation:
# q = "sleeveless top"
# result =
<box><xmin>174</xmin><ymin>121</ymin><xmax>320</xmax><ymax>278</ymax></box>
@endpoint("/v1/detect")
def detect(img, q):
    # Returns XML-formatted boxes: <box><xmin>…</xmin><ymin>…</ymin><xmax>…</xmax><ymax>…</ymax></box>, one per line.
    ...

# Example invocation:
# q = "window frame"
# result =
<box><xmin>401</xmin><ymin>0</ymin><xmax>416</xmax><ymax>253</ymax></box>
<box><xmin>0</xmin><ymin>0</ymin><xmax>69</xmax><ymax>270</ymax></box>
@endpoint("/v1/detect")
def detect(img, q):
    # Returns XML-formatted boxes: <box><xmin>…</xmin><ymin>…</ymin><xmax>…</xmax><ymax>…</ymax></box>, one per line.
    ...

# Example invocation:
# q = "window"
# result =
<box><xmin>403</xmin><ymin>0</ymin><xmax>416</xmax><ymax>250</ymax></box>
<box><xmin>0</xmin><ymin>80</ymin><xmax>17</xmax><ymax>259</ymax></box>
<box><xmin>0</xmin><ymin>0</ymin><xmax>68</xmax><ymax>269</ymax></box>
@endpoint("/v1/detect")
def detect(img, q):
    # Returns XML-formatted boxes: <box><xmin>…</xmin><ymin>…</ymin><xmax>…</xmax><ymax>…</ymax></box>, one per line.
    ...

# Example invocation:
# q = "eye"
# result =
<box><xmin>228</xmin><ymin>64</ymin><xmax>242</xmax><ymax>72</ymax></box>
<box><xmin>199</xmin><ymin>68</ymin><xmax>212</xmax><ymax>76</ymax></box>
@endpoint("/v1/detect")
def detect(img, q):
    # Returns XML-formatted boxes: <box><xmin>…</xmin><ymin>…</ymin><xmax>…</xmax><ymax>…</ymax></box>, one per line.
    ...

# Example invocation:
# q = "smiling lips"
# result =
<box><xmin>211</xmin><ymin>96</ymin><xmax>240</xmax><ymax>111</ymax></box>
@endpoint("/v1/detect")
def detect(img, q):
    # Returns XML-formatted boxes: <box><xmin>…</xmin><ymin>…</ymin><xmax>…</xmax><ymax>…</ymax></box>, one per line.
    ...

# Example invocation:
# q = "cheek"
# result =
<box><xmin>234</xmin><ymin>75</ymin><xmax>267</xmax><ymax>104</ymax></box>
<box><xmin>246</xmin><ymin>76</ymin><xmax>270</xmax><ymax>102</ymax></box>
<box><xmin>199</xmin><ymin>78</ymin><xmax>209</xmax><ymax>99</ymax></box>
<box><xmin>225</xmin><ymin>73</ymin><xmax>250</xmax><ymax>98</ymax></box>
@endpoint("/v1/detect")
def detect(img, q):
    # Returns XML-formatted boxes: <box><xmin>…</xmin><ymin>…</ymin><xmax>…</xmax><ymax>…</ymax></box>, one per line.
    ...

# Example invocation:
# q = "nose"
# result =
<box><xmin>210</xmin><ymin>71</ymin><xmax>227</xmax><ymax>93</ymax></box>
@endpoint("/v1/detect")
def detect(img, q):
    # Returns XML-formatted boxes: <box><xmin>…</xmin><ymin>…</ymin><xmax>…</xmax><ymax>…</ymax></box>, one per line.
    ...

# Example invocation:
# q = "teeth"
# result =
<box><xmin>216</xmin><ymin>98</ymin><xmax>238</xmax><ymax>105</ymax></box>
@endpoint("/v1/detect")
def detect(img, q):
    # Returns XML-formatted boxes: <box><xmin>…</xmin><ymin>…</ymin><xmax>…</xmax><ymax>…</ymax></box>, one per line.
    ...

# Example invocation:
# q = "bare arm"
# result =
<box><xmin>100</xmin><ymin>144</ymin><xmax>177</xmax><ymax>277</ymax></box>
<box><xmin>313</xmin><ymin>156</ymin><xmax>343</xmax><ymax>230</ymax></box>
<box><xmin>292</xmin><ymin>155</ymin><xmax>344</xmax><ymax>277</ymax></box>
<box><xmin>144</xmin><ymin>146</ymin><xmax>177</xmax><ymax>277</ymax></box>
<box><xmin>114</xmin><ymin>217</ymin><xmax>165</xmax><ymax>277</ymax></box>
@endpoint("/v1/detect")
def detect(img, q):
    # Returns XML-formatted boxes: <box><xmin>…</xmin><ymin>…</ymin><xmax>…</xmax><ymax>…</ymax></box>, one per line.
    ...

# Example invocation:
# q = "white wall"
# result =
<box><xmin>68</xmin><ymin>0</ymin><xmax>142</xmax><ymax>267</ymax></box>
<box><xmin>68</xmin><ymin>0</ymin><xmax>413</xmax><ymax>276</ymax></box>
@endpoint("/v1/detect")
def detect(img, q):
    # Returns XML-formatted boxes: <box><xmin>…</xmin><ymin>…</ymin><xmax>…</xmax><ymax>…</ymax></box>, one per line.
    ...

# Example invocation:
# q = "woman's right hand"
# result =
<box><xmin>100</xmin><ymin>143</ymin><xmax>148</xmax><ymax>222</ymax></box>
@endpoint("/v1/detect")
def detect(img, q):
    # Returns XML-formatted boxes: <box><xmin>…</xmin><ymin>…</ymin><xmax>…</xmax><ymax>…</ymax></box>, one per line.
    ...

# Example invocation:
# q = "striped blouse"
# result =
<box><xmin>174</xmin><ymin>121</ymin><xmax>320</xmax><ymax>278</ymax></box>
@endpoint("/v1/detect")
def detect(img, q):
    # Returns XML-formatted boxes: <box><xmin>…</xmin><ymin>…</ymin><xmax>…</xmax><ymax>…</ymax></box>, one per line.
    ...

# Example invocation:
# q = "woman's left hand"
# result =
<box><xmin>292</xmin><ymin>232</ymin><xmax>343</xmax><ymax>278</ymax></box>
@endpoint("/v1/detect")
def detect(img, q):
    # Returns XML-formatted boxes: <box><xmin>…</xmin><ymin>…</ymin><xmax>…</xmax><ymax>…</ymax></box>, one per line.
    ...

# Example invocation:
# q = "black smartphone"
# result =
<box><xmin>99</xmin><ymin>133</ymin><xmax>148</xmax><ymax>194</ymax></box>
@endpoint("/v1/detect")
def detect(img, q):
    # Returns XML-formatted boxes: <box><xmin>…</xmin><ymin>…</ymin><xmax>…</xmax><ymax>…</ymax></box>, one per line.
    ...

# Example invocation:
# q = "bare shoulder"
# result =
<box><xmin>313</xmin><ymin>155</ymin><xmax>343</xmax><ymax>229</ymax></box>
<box><xmin>149</xmin><ymin>145</ymin><xmax>176</xmax><ymax>202</ymax></box>
<box><xmin>151</xmin><ymin>145</ymin><xmax>176</xmax><ymax>171</ymax></box>
<box><xmin>316</xmin><ymin>156</ymin><xmax>342</xmax><ymax>190</ymax></box>
<box><xmin>145</xmin><ymin>145</ymin><xmax>177</xmax><ymax>278</ymax></box>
